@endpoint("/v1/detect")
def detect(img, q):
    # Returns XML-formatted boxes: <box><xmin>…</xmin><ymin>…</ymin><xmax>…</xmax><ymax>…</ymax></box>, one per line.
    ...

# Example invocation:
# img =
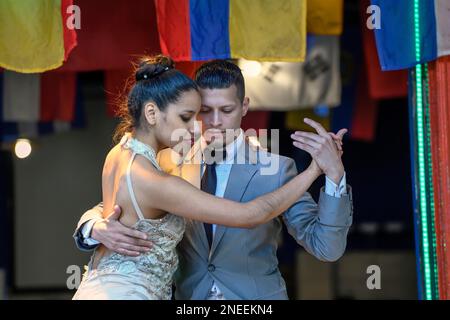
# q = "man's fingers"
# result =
<box><xmin>121</xmin><ymin>225</ymin><xmax>149</xmax><ymax>241</ymax></box>
<box><xmin>119</xmin><ymin>233</ymin><xmax>153</xmax><ymax>249</ymax></box>
<box><xmin>117</xmin><ymin>241</ymin><xmax>151</xmax><ymax>254</ymax></box>
<box><xmin>328</xmin><ymin>132</ymin><xmax>343</xmax><ymax>151</ymax></box>
<box><xmin>336</xmin><ymin>128</ymin><xmax>348</xmax><ymax>140</ymax></box>
<box><xmin>328</xmin><ymin>132</ymin><xmax>343</xmax><ymax>143</ymax></box>
<box><xmin>328</xmin><ymin>132</ymin><xmax>338</xmax><ymax>139</ymax></box>
<box><xmin>106</xmin><ymin>205</ymin><xmax>122</xmax><ymax>220</ymax></box>
<box><xmin>116</xmin><ymin>248</ymin><xmax>140</xmax><ymax>257</ymax></box>
<box><xmin>303</xmin><ymin>118</ymin><xmax>328</xmax><ymax>137</ymax></box>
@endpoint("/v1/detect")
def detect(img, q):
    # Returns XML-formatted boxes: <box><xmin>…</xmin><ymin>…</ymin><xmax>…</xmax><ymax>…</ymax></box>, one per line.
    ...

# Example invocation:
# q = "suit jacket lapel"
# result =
<box><xmin>210</xmin><ymin>142</ymin><xmax>259</xmax><ymax>256</ymax></box>
<box><xmin>180</xmin><ymin>139</ymin><xmax>211</xmax><ymax>253</ymax></box>
<box><xmin>158</xmin><ymin>140</ymin><xmax>210</xmax><ymax>255</ymax></box>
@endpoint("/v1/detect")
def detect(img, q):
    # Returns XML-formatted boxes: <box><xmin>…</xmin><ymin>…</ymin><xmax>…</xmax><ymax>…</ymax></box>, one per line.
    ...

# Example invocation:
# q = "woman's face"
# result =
<box><xmin>154</xmin><ymin>89</ymin><xmax>201</xmax><ymax>150</ymax></box>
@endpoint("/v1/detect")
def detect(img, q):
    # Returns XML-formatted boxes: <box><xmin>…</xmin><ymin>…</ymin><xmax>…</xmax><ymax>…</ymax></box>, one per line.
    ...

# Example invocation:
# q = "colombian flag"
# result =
<box><xmin>0</xmin><ymin>0</ymin><xmax>77</xmax><ymax>73</ymax></box>
<box><xmin>155</xmin><ymin>0</ymin><xmax>307</xmax><ymax>62</ymax></box>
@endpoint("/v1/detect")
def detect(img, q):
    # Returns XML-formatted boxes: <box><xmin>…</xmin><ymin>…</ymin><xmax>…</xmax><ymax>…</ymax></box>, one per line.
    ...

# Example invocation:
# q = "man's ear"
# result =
<box><xmin>143</xmin><ymin>102</ymin><xmax>158</xmax><ymax>126</ymax></box>
<box><xmin>242</xmin><ymin>97</ymin><xmax>250</xmax><ymax>117</ymax></box>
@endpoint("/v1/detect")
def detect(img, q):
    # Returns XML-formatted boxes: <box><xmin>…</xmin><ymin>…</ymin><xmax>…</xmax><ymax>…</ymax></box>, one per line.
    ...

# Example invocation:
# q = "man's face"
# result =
<box><xmin>198</xmin><ymin>85</ymin><xmax>249</xmax><ymax>147</ymax></box>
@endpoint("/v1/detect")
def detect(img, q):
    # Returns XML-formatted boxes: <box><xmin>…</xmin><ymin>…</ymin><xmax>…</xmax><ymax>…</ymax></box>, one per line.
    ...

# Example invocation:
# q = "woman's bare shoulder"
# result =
<box><xmin>102</xmin><ymin>143</ymin><xmax>126</xmax><ymax>176</ymax></box>
<box><xmin>131</xmin><ymin>153</ymin><xmax>168</xmax><ymax>182</ymax></box>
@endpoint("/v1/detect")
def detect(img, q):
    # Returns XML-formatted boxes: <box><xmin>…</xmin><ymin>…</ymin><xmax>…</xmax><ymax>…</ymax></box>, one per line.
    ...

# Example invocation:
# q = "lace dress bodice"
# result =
<box><xmin>79</xmin><ymin>138</ymin><xmax>185</xmax><ymax>300</ymax></box>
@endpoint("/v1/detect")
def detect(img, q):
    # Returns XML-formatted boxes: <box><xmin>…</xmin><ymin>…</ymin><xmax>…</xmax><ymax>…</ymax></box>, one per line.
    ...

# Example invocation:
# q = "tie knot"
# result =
<box><xmin>204</xmin><ymin>148</ymin><xmax>227</xmax><ymax>165</ymax></box>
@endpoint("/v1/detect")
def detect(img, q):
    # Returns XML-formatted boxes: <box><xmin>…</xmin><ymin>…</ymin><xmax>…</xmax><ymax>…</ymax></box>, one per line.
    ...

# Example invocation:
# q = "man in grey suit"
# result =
<box><xmin>73</xmin><ymin>60</ymin><xmax>353</xmax><ymax>300</ymax></box>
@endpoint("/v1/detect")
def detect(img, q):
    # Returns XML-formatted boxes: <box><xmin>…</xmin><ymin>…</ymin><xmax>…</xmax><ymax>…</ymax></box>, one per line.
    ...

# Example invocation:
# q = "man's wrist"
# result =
<box><xmin>80</xmin><ymin>219</ymin><xmax>101</xmax><ymax>246</ymax></box>
<box><xmin>90</xmin><ymin>219</ymin><xmax>101</xmax><ymax>242</ymax></box>
<box><xmin>325</xmin><ymin>165</ymin><xmax>344</xmax><ymax>185</ymax></box>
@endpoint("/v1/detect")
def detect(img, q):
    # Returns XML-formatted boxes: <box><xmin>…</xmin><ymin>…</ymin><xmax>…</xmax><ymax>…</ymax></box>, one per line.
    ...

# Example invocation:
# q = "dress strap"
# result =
<box><xmin>126</xmin><ymin>152</ymin><xmax>145</xmax><ymax>221</ymax></box>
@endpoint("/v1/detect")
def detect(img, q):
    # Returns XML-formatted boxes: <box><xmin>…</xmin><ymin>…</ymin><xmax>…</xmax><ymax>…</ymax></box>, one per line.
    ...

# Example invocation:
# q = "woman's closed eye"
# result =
<box><xmin>180</xmin><ymin>115</ymin><xmax>192</xmax><ymax>122</ymax></box>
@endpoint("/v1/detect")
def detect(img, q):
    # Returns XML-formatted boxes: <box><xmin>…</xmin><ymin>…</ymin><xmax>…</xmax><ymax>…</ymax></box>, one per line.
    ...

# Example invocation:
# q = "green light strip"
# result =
<box><xmin>414</xmin><ymin>0</ymin><xmax>432</xmax><ymax>300</ymax></box>
<box><xmin>424</xmin><ymin>64</ymin><xmax>439</xmax><ymax>298</ymax></box>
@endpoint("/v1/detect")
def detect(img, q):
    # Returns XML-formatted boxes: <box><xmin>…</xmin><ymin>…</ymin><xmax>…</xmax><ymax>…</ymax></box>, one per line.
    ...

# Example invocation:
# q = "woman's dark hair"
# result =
<box><xmin>113</xmin><ymin>55</ymin><xmax>198</xmax><ymax>143</ymax></box>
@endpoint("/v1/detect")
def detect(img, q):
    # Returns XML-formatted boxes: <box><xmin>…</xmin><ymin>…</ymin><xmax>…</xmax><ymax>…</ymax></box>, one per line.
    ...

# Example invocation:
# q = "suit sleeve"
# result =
<box><xmin>281</xmin><ymin>158</ymin><xmax>353</xmax><ymax>262</ymax></box>
<box><xmin>73</xmin><ymin>202</ymin><xmax>104</xmax><ymax>252</ymax></box>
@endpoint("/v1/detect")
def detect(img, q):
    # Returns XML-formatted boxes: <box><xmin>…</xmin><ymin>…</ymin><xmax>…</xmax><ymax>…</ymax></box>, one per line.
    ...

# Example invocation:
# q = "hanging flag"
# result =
<box><xmin>2</xmin><ymin>70</ymin><xmax>77</xmax><ymax>123</ymax></box>
<box><xmin>307</xmin><ymin>0</ymin><xmax>343</xmax><ymax>35</ymax></box>
<box><xmin>40</xmin><ymin>72</ymin><xmax>77</xmax><ymax>122</ymax></box>
<box><xmin>331</xmin><ymin>23</ymin><xmax>362</xmax><ymax>136</ymax></box>
<box><xmin>240</xmin><ymin>35</ymin><xmax>340</xmax><ymax>111</ymax></box>
<box><xmin>2</xmin><ymin>72</ymin><xmax>41</xmax><ymax>122</ymax></box>
<box><xmin>361</xmin><ymin>0</ymin><xmax>408</xmax><ymax>99</ymax></box>
<box><xmin>285</xmin><ymin>107</ymin><xmax>331</xmax><ymax>132</ymax></box>
<box><xmin>155</xmin><ymin>0</ymin><xmax>307</xmax><ymax>62</ymax></box>
<box><xmin>435</xmin><ymin>0</ymin><xmax>450</xmax><ymax>58</ymax></box>
<box><xmin>0</xmin><ymin>73</ymin><xmax>83</xmax><ymax>142</ymax></box>
<box><xmin>240</xmin><ymin>111</ymin><xmax>270</xmax><ymax>133</ymax></box>
<box><xmin>349</xmin><ymin>69</ymin><xmax>378</xmax><ymax>142</ymax></box>
<box><xmin>371</xmin><ymin>0</ymin><xmax>450</xmax><ymax>71</ymax></box>
<box><xmin>0</xmin><ymin>0</ymin><xmax>77</xmax><ymax>73</ymax></box>
<box><xmin>60</xmin><ymin>0</ymin><xmax>160</xmax><ymax>72</ymax></box>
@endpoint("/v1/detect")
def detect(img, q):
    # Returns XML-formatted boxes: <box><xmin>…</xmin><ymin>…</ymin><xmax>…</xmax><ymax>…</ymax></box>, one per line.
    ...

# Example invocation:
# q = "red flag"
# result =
<box><xmin>350</xmin><ymin>70</ymin><xmax>378</xmax><ymax>142</ymax></box>
<box><xmin>62</xmin><ymin>0</ymin><xmax>78</xmax><ymax>61</ymax></box>
<box><xmin>60</xmin><ymin>0</ymin><xmax>160</xmax><ymax>71</ymax></box>
<box><xmin>40</xmin><ymin>72</ymin><xmax>77</xmax><ymax>122</ymax></box>
<box><xmin>361</xmin><ymin>0</ymin><xmax>407</xmax><ymax>99</ymax></box>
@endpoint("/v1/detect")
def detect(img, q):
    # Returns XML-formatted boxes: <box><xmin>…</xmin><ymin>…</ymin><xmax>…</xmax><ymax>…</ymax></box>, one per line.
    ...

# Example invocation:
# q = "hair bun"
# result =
<box><xmin>135</xmin><ymin>55</ymin><xmax>175</xmax><ymax>81</ymax></box>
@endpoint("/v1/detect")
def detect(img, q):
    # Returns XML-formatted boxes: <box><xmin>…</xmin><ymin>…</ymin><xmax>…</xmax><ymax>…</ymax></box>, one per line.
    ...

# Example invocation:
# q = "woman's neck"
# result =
<box><xmin>134</xmin><ymin>129</ymin><xmax>162</xmax><ymax>153</ymax></box>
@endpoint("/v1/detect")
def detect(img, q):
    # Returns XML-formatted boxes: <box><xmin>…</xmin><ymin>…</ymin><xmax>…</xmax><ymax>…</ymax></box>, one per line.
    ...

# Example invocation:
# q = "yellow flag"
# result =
<box><xmin>229</xmin><ymin>0</ymin><xmax>306</xmax><ymax>62</ymax></box>
<box><xmin>307</xmin><ymin>0</ymin><xmax>344</xmax><ymax>35</ymax></box>
<box><xmin>285</xmin><ymin>109</ymin><xmax>330</xmax><ymax>131</ymax></box>
<box><xmin>0</xmin><ymin>0</ymin><xmax>65</xmax><ymax>73</ymax></box>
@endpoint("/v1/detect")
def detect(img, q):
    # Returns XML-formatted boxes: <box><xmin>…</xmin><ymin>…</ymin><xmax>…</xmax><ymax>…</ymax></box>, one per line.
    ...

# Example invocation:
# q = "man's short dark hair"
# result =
<box><xmin>194</xmin><ymin>60</ymin><xmax>245</xmax><ymax>102</ymax></box>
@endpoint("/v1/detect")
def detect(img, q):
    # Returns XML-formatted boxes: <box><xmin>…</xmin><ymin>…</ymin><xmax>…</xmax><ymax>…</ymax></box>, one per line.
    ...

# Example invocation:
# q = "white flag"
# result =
<box><xmin>2</xmin><ymin>71</ymin><xmax>40</xmax><ymax>122</ymax></box>
<box><xmin>435</xmin><ymin>0</ymin><xmax>450</xmax><ymax>57</ymax></box>
<box><xmin>240</xmin><ymin>35</ymin><xmax>341</xmax><ymax>111</ymax></box>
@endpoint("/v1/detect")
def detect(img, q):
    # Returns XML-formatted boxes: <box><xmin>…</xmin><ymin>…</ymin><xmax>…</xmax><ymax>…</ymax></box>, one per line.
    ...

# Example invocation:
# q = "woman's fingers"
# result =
<box><xmin>336</xmin><ymin>128</ymin><xmax>348</xmax><ymax>140</ymax></box>
<box><xmin>327</xmin><ymin>132</ymin><xmax>343</xmax><ymax>151</ymax></box>
<box><xmin>292</xmin><ymin>140</ymin><xmax>316</xmax><ymax>156</ymax></box>
<box><xmin>293</xmin><ymin>131</ymin><xmax>324</xmax><ymax>144</ymax></box>
<box><xmin>291</xmin><ymin>133</ymin><xmax>321</xmax><ymax>149</ymax></box>
<box><xmin>293</xmin><ymin>131</ymin><xmax>342</xmax><ymax>152</ymax></box>
<box><xmin>293</xmin><ymin>125</ymin><xmax>346</xmax><ymax>155</ymax></box>
<box><xmin>304</xmin><ymin>118</ymin><xmax>329</xmax><ymax>137</ymax></box>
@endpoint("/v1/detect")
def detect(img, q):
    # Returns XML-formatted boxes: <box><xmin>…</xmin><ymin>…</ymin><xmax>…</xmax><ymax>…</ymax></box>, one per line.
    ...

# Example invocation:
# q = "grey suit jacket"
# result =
<box><xmin>73</xmin><ymin>141</ymin><xmax>353</xmax><ymax>300</ymax></box>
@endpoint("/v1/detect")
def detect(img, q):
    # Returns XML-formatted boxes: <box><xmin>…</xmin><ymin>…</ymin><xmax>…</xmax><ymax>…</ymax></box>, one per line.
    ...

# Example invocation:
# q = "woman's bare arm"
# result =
<box><xmin>132</xmin><ymin>156</ymin><xmax>322</xmax><ymax>228</ymax></box>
